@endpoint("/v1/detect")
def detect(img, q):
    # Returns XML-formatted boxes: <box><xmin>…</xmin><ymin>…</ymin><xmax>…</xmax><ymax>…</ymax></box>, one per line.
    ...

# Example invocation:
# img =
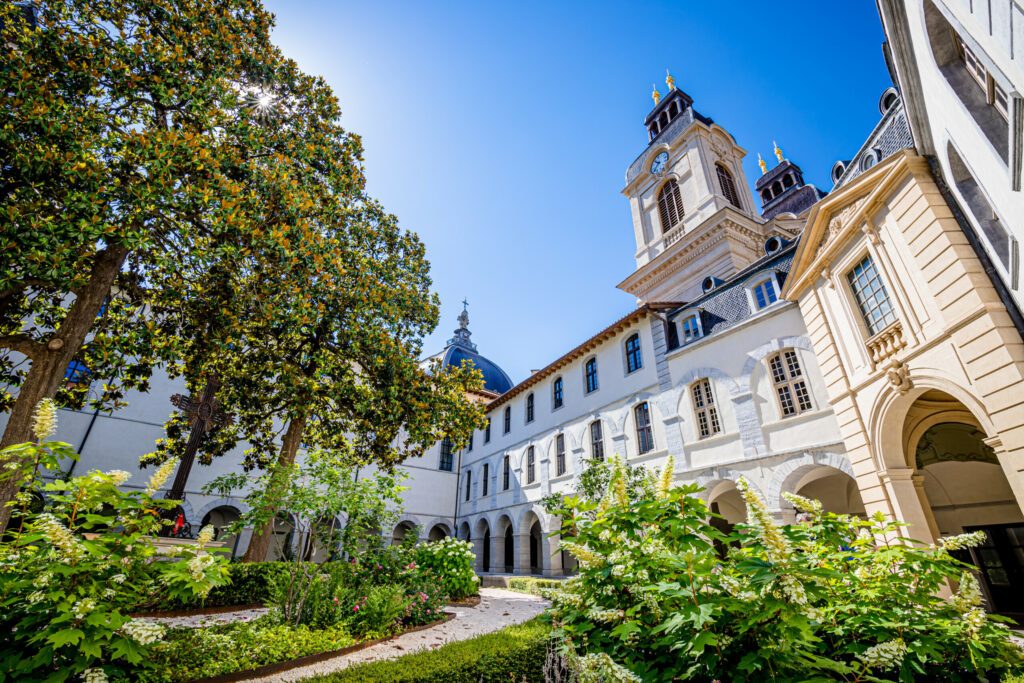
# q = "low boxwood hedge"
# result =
<box><xmin>507</xmin><ymin>576</ymin><xmax>562</xmax><ymax>595</ymax></box>
<box><xmin>307</xmin><ymin>617</ymin><xmax>551</xmax><ymax>683</ymax></box>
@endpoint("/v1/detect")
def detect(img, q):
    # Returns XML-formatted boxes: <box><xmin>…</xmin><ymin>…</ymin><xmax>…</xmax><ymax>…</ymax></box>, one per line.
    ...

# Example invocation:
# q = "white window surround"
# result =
<box><xmin>675</xmin><ymin>310</ymin><xmax>704</xmax><ymax>345</ymax></box>
<box><xmin>743</xmin><ymin>271</ymin><xmax>783</xmax><ymax>313</ymax></box>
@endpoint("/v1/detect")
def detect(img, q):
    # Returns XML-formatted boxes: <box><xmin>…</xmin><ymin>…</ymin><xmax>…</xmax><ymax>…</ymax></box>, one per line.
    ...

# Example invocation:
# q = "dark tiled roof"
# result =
<box><xmin>834</xmin><ymin>98</ymin><xmax>914</xmax><ymax>188</ymax></box>
<box><xmin>762</xmin><ymin>185</ymin><xmax>827</xmax><ymax>220</ymax></box>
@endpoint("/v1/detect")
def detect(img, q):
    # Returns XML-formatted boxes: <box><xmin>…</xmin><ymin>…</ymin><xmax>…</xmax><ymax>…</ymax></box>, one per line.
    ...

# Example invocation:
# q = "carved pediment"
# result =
<box><xmin>815</xmin><ymin>196</ymin><xmax>869</xmax><ymax>258</ymax></box>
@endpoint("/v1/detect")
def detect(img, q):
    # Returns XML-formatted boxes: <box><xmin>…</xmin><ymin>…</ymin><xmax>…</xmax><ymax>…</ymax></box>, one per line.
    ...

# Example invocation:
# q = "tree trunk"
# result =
<box><xmin>0</xmin><ymin>245</ymin><xmax>129</xmax><ymax>533</ymax></box>
<box><xmin>242</xmin><ymin>413</ymin><xmax>308</xmax><ymax>562</ymax></box>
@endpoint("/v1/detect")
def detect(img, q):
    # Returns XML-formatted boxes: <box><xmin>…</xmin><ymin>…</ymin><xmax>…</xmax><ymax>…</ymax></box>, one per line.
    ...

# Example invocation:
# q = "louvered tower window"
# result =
<box><xmin>716</xmin><ymin>164</ymin><xmax>742</xmax><ymax>209</ymax></box>
<box><xmin>657</xmin><ymin>179</ymin><xmax>685</xmax><ymax>232</ymax></box>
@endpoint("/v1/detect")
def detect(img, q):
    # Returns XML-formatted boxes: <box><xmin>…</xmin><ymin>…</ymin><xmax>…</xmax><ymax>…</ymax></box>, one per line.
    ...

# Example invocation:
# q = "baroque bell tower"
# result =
<box><xmin>618</xmin><ymin>71</ymin><xmax>773</xmax><ymax>304</ymax></box>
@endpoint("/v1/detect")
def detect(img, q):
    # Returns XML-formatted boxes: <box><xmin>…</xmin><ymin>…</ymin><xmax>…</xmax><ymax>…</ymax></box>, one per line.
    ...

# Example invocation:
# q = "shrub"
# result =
<box><xmin>153</xmin><ymin>560</ymin><xmax>290</xmax><ymax>611</ymax></box>
<box><xmin>508</xmin><ymin>576</ymin><xmax>562</xmax><ymax>595</ymax></box>
<box><xmin>414</xmin><ymin>537</ymin><xmax>478</xmax><ymax>599</ymax></box>
<box><xmin>546</xmin><ymin>456</ymin><xmax>1024</xmax><ymax>682</ymax></box>
<box><xmin>307</xmin><ymin>617</ymin><xmax>550</xmax><ymax>682</ymax></box>
<box><xmin>400</xmin><ymin>570</ymin><xmax>449</xmax><ymax>627</ymax></box>
<box><xmin>139</xmin><ymin>617</ymin><xmax>356</xmax><ymax>683</ymax></box>
<box><xmin>345</xmin><ymin>583</ymin><xmax>408</xmax><ymax>638</ymax></box>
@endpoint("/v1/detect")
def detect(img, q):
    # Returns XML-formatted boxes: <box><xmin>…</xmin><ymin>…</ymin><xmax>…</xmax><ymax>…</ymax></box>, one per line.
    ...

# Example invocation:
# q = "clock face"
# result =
<box><xmin>650</xmin><ymin>151</ymin><xmax>669</xmax><ymax>175</ymax></box>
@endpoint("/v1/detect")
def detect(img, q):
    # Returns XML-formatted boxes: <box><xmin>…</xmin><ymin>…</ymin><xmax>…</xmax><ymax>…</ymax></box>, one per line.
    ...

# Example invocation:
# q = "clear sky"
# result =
<box><xmin>263</xmin><ymin>1</ymin><xmax>892</xmax><ymax>383</ymax></box>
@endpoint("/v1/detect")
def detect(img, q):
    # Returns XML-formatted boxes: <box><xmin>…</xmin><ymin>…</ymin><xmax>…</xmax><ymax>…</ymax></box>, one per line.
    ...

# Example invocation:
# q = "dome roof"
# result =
<box><xmin>425</xmin><ymin>304</ymin><xmax>513</xmax><ymax>395</ymax></box>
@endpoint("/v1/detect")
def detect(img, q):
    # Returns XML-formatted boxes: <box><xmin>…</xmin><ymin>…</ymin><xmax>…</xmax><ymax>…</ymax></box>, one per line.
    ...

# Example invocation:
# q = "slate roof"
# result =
<box><xmin>833</xmin><ymin>94</ymin><xmax>914</xmax><ymax>188</ymax></box>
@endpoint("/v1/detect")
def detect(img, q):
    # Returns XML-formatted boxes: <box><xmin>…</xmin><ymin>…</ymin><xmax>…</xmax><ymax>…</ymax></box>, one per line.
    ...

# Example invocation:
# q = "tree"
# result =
<box><xmin>0</xmin><ymin>0</ymin><xmax>300</xmax><ymax>531</ymax></box>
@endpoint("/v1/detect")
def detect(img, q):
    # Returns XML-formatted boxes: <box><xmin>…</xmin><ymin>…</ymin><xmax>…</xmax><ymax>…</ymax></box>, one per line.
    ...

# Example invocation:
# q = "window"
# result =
<box><xmin>584</xmin><ymin>357</ymin><xmax>599</xmax><ymax>393</ymax></box>
<box><xmin>768</xmin><ymin>349</ymin><xmax>813</xmax><ymax>417</ymax></box>
<box><xmin>657</xmin><ymin>179</ymin><xmax>685</xmax><ymax>232</ymax></box>
<box><xmin>552</xmin><ymin>376</ymin><xmax>564</xmax><ymax>410</ymax></box>
<box><xmin>691</xmin><ymin>379</ymin><xmax>721</xmax><ymax>439</ymax></box>
<box><xmin>525</xmin><ymin>393</ymin><xmax>535</xmax><ymax>423</ymax></box>
<box><xmin>556</xmin><ymin>434</ymin><xmax>566</xmax><ymax>476</ymax></box>
<box><xmin>680</xmin><ymin>314</ymin><xmax>702</xmax><ymax>344</ymax></box>
<box><xmin>482</xmin><ymin>463</ymin><xmax>489</xmax><ymax>496</ymax></box>
<box><xmin>624</xmin><ymin>333</ymin><xmax>643</xmax><ymax>373</ymax></box>
<box><xmin>752</xmin><ymin>277</ymin><xmax>778</xmax><ymax>309</ymax></box>
<box><xmin>847</xmin><ymin>255</ymin><xmax>897</xmax><ymax>335</ymax></box>
<box><xmin>526</xmin><ymin>446</ymin><xmax>536</xmax><ymax>484</ymax></box>
<box><xmin>484</xmin><ymin>418</ymin><xmax>491</xmax><ymax>443</ymax></box>
<box><xmin>467</xmin><ymin>432</ymin><xmax>473</xmax><ymax>452</ymax></box>
<box><xmin>465</xmin><ymin>469</ymin><xmax>472</xmax><ymax>501</ymax></box>
<box><xmin>439</xmin><ymin>438</ymin><xmax>454</xmax><ymax>471</ymax></box>
<box><xmin>716</xmin><ymin>164</ymin><xmax>742</xmax><ymax>209</ymax></box>
<box><xmin>503</xmin><ymin>406</ymin><xmax>511</xmax><ymax>434</ymax></box>
<box><xmin>590</xmin><ymin>421</ymin><xmax>604</xmax><ymax>461</ymax></box>
<box><xmin>503</xmin><ymin>454</ymin><xmax>510</xmax><ymax>490</ymax></box>
<box><xmin>63</xmin><ymin>360</ymin><xmax>91</xmax><ymax>387</ymax></box>
<box><xmin>634</xmin><ymin>402</ymin><xmax>654</xmax><ymax>454</ymax></box>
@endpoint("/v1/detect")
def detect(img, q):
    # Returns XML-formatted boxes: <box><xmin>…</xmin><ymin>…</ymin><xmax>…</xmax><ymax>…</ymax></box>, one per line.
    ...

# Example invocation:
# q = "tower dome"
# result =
<box><xmin>425</xmin><ymin>302</ymin><xmax>513</xmax><ymax>395</ymax></box>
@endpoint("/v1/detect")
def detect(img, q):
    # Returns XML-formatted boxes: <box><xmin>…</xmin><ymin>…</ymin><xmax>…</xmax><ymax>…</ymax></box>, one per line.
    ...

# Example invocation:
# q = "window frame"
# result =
<box><xmin>552</xmin><ymin>376</ymin><xmax>564</xmax><ymax>410</ymax></box>
<box><xmin>482</xmin><ymin>463</ymin><xmax>489</xmax><ymax>496</ymax></box>
<box><xmin>679</xmin><ymin>312</ymin><xmax>703</xmax><ymax>345</ymax></box>
<box><xmin>439</xmin><ymin>437</ymin><xmax>454</xmax><ymax>471</ymax></box>
<box><xmin>590</xmin><ymin>420</ymin><xmax>604</xmax><ymax>461</ymax></box>
<box><xmin>525</xmin><ymin>392</ymin><xmax>535</xmax><ymax>423</ymax></box>
<box><xmin>634</xmin><ymin>402</ymin><xmax>655</xmax><ymax>455</ymax></box>
<box><xmin>503</xmin><ymin>406</ymin><xmax>511</xmax><ymax>434</ymax></box>
<box><xmin>748</xmin><ymin>274</ymin><xmax>780</xmax><ymax>311</ymax></box>
<box><xmin>584</xmin><ymin>357</ymin><xmax>599</xmax><ymax>394</ymax></box>
<box><xmin>503</xmin><ymin>454</ymin><xmax>511</xmax><ymax>490</ymax></box>
<box><xmin>767</xmin><ymin>349</ymin><xmax>814</xmax><ymax>418</ymax></box>
<box><xmin>657</xmin><ymin>178</ymin><xmax>685</xmax><ymax>233</ymax></box>
<box><xmin>484</xmin><ymin>417</ymin><xmax>491</xmax><ymax>443</ymax></box>
<box><xmin>526</xmin><ymin>446</ymin><xmax>536</xmax><ymax>484</ymax></box>
<box><xmin>555</xmin><ymin>434</ymin><xmax>566</xmax><ymax>476</ymax></box>
<box><xmin>691</xmin><ymin>378</ymin><xmax>722</xmax><ymax>440</ymax></box>
<box><xmin>624</xmin><ymin>333</ymin><xmax>643</xmax><ymax>374</ymax></box>
<box><xmin>465</xmin><ymin>469</ymin><xmax>472</xmax><ymax>501</ymax></box>
<box><xmin>846</xmin><ymin>253</ymin><xmax>898</xmax><ymax>337</ymax></box>
<box><xmin>716</xmin><ymin>163</ymin><xmax>742</xmax><ymax>209</ymax></box>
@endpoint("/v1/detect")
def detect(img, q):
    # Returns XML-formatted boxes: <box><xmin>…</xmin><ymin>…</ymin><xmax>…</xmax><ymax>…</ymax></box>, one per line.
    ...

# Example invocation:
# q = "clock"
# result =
<box><xmin>650</xmin><ymin>151</ymin><xmax>669</xmax><ymax>175</ymax></box>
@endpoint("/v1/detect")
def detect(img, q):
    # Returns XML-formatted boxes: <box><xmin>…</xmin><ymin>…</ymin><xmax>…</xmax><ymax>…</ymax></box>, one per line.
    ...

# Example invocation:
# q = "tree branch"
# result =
<box><xmin>0</xmin><ymin>334</ymin><xmax>44</xmax><ymax>360</ymax></box>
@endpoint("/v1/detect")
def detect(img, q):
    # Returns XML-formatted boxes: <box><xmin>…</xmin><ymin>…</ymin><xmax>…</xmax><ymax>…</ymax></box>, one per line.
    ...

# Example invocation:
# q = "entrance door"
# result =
<box><xmin>964</xmin><ymin>523</ymin><xmax>1024</xmax><ymax>614</ymax></box>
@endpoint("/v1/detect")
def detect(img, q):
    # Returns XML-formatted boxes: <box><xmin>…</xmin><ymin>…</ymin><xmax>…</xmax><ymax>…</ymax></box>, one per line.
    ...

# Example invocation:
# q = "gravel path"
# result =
<box><xmin>147</xmin><ymin>607</ymin><xmax>270</xmax><ymax>629</ymax></box>
<box><xmin>244</xmin><ymin>587</ymin><xmax>549</xmax><ymax>682</ymax></box>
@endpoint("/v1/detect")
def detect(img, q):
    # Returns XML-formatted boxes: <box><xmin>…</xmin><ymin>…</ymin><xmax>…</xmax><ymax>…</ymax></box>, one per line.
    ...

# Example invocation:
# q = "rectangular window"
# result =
<box><xmin>552</xmin><ymin>377</ymin><xmax>563</xmax><ymax>409</ymax></box>
<box><xmin>769</xmin><ymin>349</ymin><xmax>813</xmax><ymax>417</ymax></box>
<box><xmin>439</xmin><ymin>438</ymin><xmax>454</xmax><ymax>471</ymax></box>
<box><xmin>503</xmin><ymin>455</ymin><xmax>510</xmax><ymax>490</ymax></box>
<box><xmin>467</xmin><ymin>432</ymin><xmax>473</xmax><ymax>452</ymax></box>
<box><xmin>634</xmin><ymin>402</ymin><xmax>654</xmax><ymax>454</ymax></box>
<box><xmin>484</xmin><ymin>418</ymin><xmax>491</xmax><ymax>443</ymax></box>
<box><xmin>753</xmin><ymin>278</ymin><xmax>778</xmax><ymax>309</ymax></box>
<box><xmin>681</xmin><ymin>314</ymin><xmax>702</xmax><ymax>344</ymax></box>
<box><xmin>526</xmin><ymin>447</ymin><xmax>536</xmax><ymax>484</ymax></box>
<box><xmin>962</xmin><ymin>41</ymin><xmax>987</xmax><ymax>91</ymax></box>
<box><xmin>465</xmin><ymin>470</ymin><xmax>471</xmax><ymax>501</ymax></box>
<box><xmin>993</xmin><ymin>80</ymin><xmax>1009</xmax><ymax>122</ymax></box>
<box><xmin>556</xmin><ymin>434</ymin><xmax>566</xmax><ymax>476</ymax></box>
<box><xmin>590</xmin><ymin>421</ymin><xmax>604</xmax><ymax>461</ymax></box>
<box><xmin>847</xmin><ymin>255</ymin><xmax>897</xmax><ymax>335</ymax></box>
<box><xmin>503</xmin><ymin>407</ymin><xmax>511</xmax><ymax>434</ymax></box>
<box><xmin>585</xmin><ymin>358</ymin><xmax>599</xmax><ymax>393</ymax></box>
<box><xmin>482</xmin><ymin>463</ymin><xmax>489</xmax><ymax>496</ymax></box>
<box><xmin>625</xmin><ymin>334</ymin><xmax>643</xmax><ymax>373</ymax></box>
<box><xmin>691</xmin><ymin>379</ymin><xmax>721</xmax><ymax>439</ymax></box>
<box><xmin>526</xmin><ymin>393</ymin><xmax>534</xmax><ymax>423</ymax></box>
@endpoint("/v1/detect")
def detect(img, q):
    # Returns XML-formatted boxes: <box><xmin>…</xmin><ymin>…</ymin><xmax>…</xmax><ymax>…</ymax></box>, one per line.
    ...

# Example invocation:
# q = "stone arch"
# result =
<box><xmin>675</xmin><ymin>366</ymin><xmax>741</xmax><ymax>399</ymax></box>
<box><xmin>766</xmin><ymin>451</ymin><xmax>855</xmax><ymax>511</ymax></box>
<box><xmin>425</xmin><ymin>520</ymin><xmax>452</xmax><ymax>542</ymax></box>
<box><xmin>700</xmin><ymin>477</ymin><xmax>752</xmax><ymax>526</ymax></box>
<box><xmin>495</xmin><ymin>513</ymin><xmax>516</xmax><ymax>573</ymax></box>
<box><xmin>195</xmin><ymin>497</ymin><xmax>248</xmax><ymax>524</ymax></box>
<box><xmin>740</xmin><ymin>336</ymin><xmax>815</xmax><ymax>379</ymax></box>
<box><xmin>391</xmin><ymin>517</ymin><xmax>422</xmax><ymax>545</ymax></box>
<box><xmin>458</xmin><ymin>521</ymin><xmax>471</xmax><ymax>540</ymax></box>
<box><xmin>474</xmin><ymin>517</ymin><xmax>492</xmax><ymax>572</ymax></box>
<box><xmin>521</xmin><ymin>508</ymin><xmax>547</xmax><ymax>576</ymax></box>
<box><xmin>176</xmin><ymin>498</ymin><xmax>195</xmax><ymax>525</ymax></box>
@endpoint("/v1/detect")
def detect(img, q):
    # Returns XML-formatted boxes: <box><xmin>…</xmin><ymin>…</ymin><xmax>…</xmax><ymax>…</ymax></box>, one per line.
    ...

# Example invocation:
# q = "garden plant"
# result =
<box><xmin>546</xmin><ymin>456</ymin><xmax>1024</xmax><ymax>682</ymax></box>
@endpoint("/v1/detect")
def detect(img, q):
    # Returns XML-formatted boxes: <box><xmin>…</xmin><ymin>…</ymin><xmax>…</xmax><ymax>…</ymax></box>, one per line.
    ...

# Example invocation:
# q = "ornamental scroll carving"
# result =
<box><xmin>815</xmin><ymin>196</ymin><xmax>869</xmax><ymax>258</ymax></box>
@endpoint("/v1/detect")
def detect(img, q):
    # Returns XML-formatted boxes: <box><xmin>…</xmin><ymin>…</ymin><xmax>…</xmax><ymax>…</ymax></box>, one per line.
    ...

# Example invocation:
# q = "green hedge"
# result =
<box><xmin>507</xmin><ymin>576</ymin><xmax>562</xmax><ymax>595</ymax></box>
<box><xmin>306</xmin><ymin>618</ymin><xmax>550</xmax><ymax>683</ymax></box>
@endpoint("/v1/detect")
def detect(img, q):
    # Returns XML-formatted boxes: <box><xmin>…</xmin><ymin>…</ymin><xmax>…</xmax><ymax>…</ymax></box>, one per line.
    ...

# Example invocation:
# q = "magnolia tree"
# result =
<box><xmin>546</xmin><ymin>457</ymin><xmax>1024</xmax><ymax>682</ymax></box>
<box><xmin>0</xmin><ymin>401</ymin><xmax>230</xmax><ymax>682</ymax></box>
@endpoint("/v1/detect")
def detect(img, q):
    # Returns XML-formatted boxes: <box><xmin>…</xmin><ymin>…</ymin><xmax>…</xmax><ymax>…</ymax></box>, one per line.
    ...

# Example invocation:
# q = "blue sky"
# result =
<box><xmin>264</xmin><ymin>1</ymin><xmax>892</xmax><ymax>383</ymax></box>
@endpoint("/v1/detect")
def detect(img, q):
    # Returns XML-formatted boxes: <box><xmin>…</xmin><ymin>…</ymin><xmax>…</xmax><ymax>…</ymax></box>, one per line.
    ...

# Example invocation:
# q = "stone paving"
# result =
<box><xmin>245</xmin><ymin>587</ymin><xmax>548</xmax><ymax>682</ymax></box>
<box><xmin>148</xmin><ymin>606</ymin><xmax>270</xmax><ymax>629</ymax></box>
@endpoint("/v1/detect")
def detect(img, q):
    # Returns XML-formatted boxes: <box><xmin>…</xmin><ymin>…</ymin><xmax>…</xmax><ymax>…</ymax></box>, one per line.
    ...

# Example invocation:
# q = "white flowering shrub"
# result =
<box><xmin>546</xmin><ymin>458</ymin><xmax>1024</xmax><ymax>682</ymax></box>
<box><xmin>414</xmin><ymin>536</ymin><xmax>478</xmax><ymax>600</ymax></box>
<box><xmin>0</xmin><ymin>402</ymin><xmax>230</xmax><ymax>682</ymax></box>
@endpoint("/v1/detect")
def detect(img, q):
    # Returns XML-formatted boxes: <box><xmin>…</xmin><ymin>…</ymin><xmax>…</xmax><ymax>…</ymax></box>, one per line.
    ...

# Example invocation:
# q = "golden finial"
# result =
<box><xmin>773</xmin><ymin>140</ymin><xmax>784</xmax><ymax>163</ymax></box>
<box><xmin>665</xmin><ymin>69</ymin><xmax>676</xmax><ymax>91</ymax></box>
<box><xmin>651</xmin><ymin>84</ymin><xmax>661</xmax><ymax>105</ymax></box>
<box><xmin>758</xmin><ymin>153</ymin><xmax>768</xmax><ymax>175</ymax></box>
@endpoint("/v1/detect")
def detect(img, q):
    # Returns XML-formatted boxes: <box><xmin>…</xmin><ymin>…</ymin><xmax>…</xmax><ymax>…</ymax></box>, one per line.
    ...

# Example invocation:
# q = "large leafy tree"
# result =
<box><xmin>0</xmin><ymin>0</ymin><xmax>292</xmax><ymax>531</ymax></box>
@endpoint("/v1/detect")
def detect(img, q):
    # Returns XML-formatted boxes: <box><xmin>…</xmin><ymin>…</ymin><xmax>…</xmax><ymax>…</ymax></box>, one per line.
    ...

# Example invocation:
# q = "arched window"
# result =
<box><xmin>526</xmin><ymin>446</ymin><xmax>536</xmax><ymax>484</ymax></box>
<box><xmin>482</xmin><ymin>463</ymin><xmax>489</xmax><ymax>496</ymax></box>
<box><xmin>503</xmin><ymin>454</ymin><xmax>511</xmax><ymax>489</ymax></box>
<box><xmin>555</xmin><ymin>434</ymin><xmax>566</xmax><ymax>476</ymax></box>
<box><xmin>761</xmin><ymin>189</ymin><xmax>772</xmax><ymax>203</ymax></box>
<box><xmin>767</xmin><ymin>349</ymin><xmax>813</xmax><ymax>417</ymax></box>
<box><xmin>716</xmin><ymin>164</ymin><xmax>742</xmax><ymax>209</ymax></box>
<box><xmin>771</xmin><ymin>180</ymin><xmax>783</xmax><ymax>196</ymax></box>
<box><xmin>465</xmin><ymin>469</ymin><xmax>472</xmax><ymax>501</ymax></box>
<box><xmin>625</xmin><ymin>333</ymin><xmax>643</xmax><ymax>373</ymax></box>
<box><xmin>439</xmin><ymin>438</ymin><xmax>454</xmax><ymax>471</ymax></box>
<box><xmin>584</xmin><ymin>357</ymin><xmax>599</xmax><ymax>394</ymax></box>
<box><xmin>751</xmin><ymin>277</ymin><xmax>778</xmax><ymax>310</ymax></box>
<box><xmin>657</xmin><ymin>179</ymin><xmax>685</xmax><ymax>232</ymax></box>
<box><xmin>525</xmin><ymin>393</ymin><xmax>535</xmax><ymax>423</ymax></box>
<box><xmin>680</xmin><ymin>314</ymin><xmax>702</xmax><ymax>344</ymax></box>
<box><xmin>634</xmin><ymin>402</ymin><xmax>654</xmax><ymax>454</ymax></box>
<box><xmin>691</xmin><ymin>379</ymin><xmax>721</xmax><ymax>439</ymax></box>
<box><xmin>503</xmin><ymin>406</ymin><xmax>511</xmax><ymax>434</ymax></box>
<box><xmin>552</xmin><ymin>377</ymin><xmax>564</xmax><ymax>410</ymax></box>
<box><xmin>782</xmin><ymin>173</ymin><xmax>795</xmax><ymax>189</ymax></box>
<box><xmin>590</xmin><ymin>421</ymin><xmax>604</xmax><ymax>461</ymax></box>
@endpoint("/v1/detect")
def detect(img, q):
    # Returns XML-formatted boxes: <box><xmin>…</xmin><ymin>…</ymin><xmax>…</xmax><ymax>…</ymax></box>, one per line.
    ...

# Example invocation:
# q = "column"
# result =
<box><xmin>515</xmin><ymin>533</ymin><xmax>533</xmax><ymax>575</ymax></box>
<box><xmin>472</xmin><ymin>535</ymin><xmax>486</xmax><ymax>573</ymax></box>
<box><xmin>878</xmin><ymin>468</ymin><xmax>937</xmax><ymax>544</ymax></box>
